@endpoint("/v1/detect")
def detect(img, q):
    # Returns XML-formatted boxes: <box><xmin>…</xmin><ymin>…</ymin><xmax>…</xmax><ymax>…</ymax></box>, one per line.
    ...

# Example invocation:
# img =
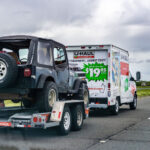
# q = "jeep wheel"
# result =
<box><xmin>0</xmin><ymin>53</ymin><xmax>18</xmax><ymax>88</ymax></box>
<box><xmin>76</xmin><ymin>83</ymin><xmax>89</xmax><ymax>107</ymax></box>
<box><xmin>36</xmin><ymin>81</ymin><xmax>58</xmax><ymax>112</ymax></box>
<box><xmin>83</xmin><ymin>85</ymin><xmax>89</xmax><ymax>106</ymax></box>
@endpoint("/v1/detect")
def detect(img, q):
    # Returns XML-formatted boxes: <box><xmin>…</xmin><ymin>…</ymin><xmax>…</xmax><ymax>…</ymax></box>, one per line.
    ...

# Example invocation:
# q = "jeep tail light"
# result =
<box><xmin>33</xmin><ymin>117</ymin><xmax>38</xmax><ymax>123</ymax></box>
<box><xmin>24</xmin><ymin>68</ymin><xmax>31</xmax><ymax>77</ymax></box>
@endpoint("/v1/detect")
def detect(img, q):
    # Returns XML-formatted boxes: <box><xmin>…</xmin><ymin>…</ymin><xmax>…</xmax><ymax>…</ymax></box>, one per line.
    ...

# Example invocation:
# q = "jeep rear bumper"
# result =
<box><xmin>0</xmin><ymin>88</ymin><xmax>29</xmax><ymax>100</ymax></box>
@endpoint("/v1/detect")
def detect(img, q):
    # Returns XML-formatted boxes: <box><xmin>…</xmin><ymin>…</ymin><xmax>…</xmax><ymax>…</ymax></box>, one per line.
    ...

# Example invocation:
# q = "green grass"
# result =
<box><xmin>137</xmin><ymin>86</ymin><xmax>150</xmax><ymax>88</ymax></box>
<box><xmin>137</xmin><ymin>87</ymin><xmax>150</xmax><ymax>97</ymax></box>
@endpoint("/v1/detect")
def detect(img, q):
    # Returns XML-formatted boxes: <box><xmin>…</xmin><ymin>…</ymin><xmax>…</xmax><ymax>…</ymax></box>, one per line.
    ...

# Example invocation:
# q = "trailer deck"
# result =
<box><xmin>0</xmin><ymin>100</ymin><xmax>89</xmax><ymax>135</ymax></box>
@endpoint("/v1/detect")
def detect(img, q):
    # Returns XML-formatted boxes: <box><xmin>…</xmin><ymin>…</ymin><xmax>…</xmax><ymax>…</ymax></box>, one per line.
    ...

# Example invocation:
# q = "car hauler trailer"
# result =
<box><xmin>66</xmin><ymin>45</ymin><xmax>139</xmax><ymax>115</ymax></box>
<box><xmin>0</xmin><ymin>100</ymin><xmax>89</xmax><ymax>135</ymax></box>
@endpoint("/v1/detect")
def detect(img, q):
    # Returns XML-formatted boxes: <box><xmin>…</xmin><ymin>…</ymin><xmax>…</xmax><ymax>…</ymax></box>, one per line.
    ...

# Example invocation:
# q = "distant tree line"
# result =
<box><xmin>136</xmin><ymin>81</ymin><xmax>150</xmax><ymax>86</ymax></box>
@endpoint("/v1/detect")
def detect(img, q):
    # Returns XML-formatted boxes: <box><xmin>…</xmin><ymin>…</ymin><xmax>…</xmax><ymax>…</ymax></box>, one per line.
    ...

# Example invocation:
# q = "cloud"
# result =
<box><xmin>0</xmin><ymin>0</ymin><xmax>98</xmax><ymax>35</ymax></box>
<box><xmin>0</xmin><ymin>0</ymin><xmax>150</xmax><ymax>80</ymax></box>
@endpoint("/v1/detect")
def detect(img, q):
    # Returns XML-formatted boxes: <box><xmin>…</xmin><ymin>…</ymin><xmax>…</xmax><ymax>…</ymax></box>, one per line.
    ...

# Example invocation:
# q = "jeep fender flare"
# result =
<box><xmin>73</xmin><ymin>79</ymin><xmax>87</xmax><ymax>92</ymax></box>
<box><xmin>37</xmin><ymin>75</ymin><xmax>55</xmax><ymax>88</ymax></box>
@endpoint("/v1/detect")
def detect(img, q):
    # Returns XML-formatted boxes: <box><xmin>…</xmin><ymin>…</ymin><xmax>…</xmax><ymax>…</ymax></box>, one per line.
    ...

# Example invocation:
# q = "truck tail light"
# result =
<box><xmin>108</xmin><ymin>83</ymin><xmax>111</xmax><ymax>89</ymax></box>
<box><xmin>81</xmin><ymin>46</ymin><xmax>85</xmax><ymax>49</ymax></box>
<box><xmin>99</xmin><ymin>45</ymin><xmax>104</xmax><ymax>48</ymax></box>
<box><xmin>24</xmin><ymin>68</ymin><xmax>31</xmax><ymax>77</ymax></box>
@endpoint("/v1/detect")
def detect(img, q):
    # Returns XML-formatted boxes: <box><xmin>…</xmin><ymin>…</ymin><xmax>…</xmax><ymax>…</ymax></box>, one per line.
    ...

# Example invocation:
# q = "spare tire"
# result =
<box><xmin>0</xmin><ymin>53</ymin><xmax>18</xmax><ymax>88</ymax></box>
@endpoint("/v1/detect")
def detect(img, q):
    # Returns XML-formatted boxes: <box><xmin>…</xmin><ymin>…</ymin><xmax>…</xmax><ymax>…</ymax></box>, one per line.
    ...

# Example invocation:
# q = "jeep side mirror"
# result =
<box><xmin>136</xmin><ymin>71</ymin><xmax>141</xmax><ymax>81</ymax></box>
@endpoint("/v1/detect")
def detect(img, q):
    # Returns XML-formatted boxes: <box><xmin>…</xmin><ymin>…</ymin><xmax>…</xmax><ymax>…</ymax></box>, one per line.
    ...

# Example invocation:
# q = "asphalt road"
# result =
<box><xmin>0</xmin><ymin>97</ymin><xmax>150</xmax><ymax>150</ymax></box>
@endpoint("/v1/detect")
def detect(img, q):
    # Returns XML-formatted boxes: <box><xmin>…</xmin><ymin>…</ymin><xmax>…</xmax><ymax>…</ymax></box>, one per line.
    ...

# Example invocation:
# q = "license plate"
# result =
<box><xmin>16</xmin><ymin>124</ymin><xmax>24</xmax><ymax>128</ymax></box>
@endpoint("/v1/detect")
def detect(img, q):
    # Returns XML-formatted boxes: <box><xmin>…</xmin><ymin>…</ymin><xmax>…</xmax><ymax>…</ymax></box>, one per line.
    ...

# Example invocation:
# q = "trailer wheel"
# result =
<box><xmin>59</xmin><ymin>106</ymin><xmax>71</xmax><ymax>135</ymax></box>
<box><xmin>71</xmin><ymin>105</ymin><xmax>84</xmax><ymax>131</ymax></box>
<box><xmin>36</xmin><ymin>81</ymin><xmax>58</xmax><ymax>112</ymax></box>
<box><xmin>110</xmin><ymin>99</ymin><xmax>119</xmax><ymax>115</ymax></box>
<box><xmin>130</xmin><ymin>95</ymin><xmax>137</xmax><ymax>110</ymax></box>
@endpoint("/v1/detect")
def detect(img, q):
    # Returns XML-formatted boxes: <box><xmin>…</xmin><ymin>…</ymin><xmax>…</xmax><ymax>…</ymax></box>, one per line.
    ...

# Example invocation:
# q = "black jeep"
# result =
<box><xmin>0</xmin><ymin>35</ymin><xmax>89</xmax><ymax>112</ymax></box>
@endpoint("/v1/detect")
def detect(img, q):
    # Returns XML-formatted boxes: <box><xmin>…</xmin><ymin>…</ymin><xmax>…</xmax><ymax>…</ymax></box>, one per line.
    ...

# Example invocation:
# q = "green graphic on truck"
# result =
<box><xmin>82</xmin><ymin>62</ymin><xmax>108</xmax><ymax>81</ymax></box>
<box><xmin>124</xmin><ymin>78</ymin><xmax>129</xmax><ymax>92</ymax></box>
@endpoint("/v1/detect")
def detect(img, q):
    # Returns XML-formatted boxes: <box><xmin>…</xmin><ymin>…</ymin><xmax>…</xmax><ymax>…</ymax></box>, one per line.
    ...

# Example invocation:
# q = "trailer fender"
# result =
<box><xmin>50</xmin><ymin>101</ymin><xmax>65</xmax><ymax>122</ymax></box>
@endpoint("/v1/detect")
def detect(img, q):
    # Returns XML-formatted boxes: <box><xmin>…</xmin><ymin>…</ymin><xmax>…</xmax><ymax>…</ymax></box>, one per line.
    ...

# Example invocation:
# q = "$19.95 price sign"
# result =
<box><xmin>82</xmin><ymin>62</ymin><xmax>108</xmax><ymax>81</ymax></box>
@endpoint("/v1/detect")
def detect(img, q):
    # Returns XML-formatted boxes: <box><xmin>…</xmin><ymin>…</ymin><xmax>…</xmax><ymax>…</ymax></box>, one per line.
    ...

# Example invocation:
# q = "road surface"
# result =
<box><xmin>0</xmin><ymin>97</ymin><xmax>150</xmax><ymax>150</ymax></box>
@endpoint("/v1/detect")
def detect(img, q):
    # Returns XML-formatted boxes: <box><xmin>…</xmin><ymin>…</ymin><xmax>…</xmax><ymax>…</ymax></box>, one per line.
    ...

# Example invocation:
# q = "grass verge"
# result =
<box><xmin>137</xmin><ymin>88</ymin><xmax>150</xmax><ymax>97</ymax></box>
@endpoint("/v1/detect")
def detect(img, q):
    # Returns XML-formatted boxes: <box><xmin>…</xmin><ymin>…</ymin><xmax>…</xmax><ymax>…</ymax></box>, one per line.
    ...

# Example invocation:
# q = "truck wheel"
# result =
<box><xmin>130</xmin><ymin>95</ymin><xmax>137</xmax><ymax>110</ymax></box>
<box><xmin>59</xmin><ymin>106</ymin><xmax>71</xmax><ymax>135</ymax></box>
<box><xmin>110</xmin><ymin>99</ymin><xmax>119</xmax><ymax>115</ymax></box>
<box><xmin>36</xmin><ymin>81</ymin><xmax>58</xmax><ymax>112</ymax></box>
<box><xmin>0</xmin><ymin>53</ymin><xmax>18</xmax><ymax>88</ymax></box>
<box><xmin>71</xmin><ymin>105</ymin><xmax>84</xmax><ymax>131</ymax></box>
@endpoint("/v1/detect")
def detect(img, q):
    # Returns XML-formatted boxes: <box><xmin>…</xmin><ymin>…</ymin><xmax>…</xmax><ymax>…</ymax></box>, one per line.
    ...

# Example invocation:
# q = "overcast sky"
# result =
<box><xmin>0</xmin><ymin>0</ymin><xmax>150</xmax><ymax>80</ymax></box>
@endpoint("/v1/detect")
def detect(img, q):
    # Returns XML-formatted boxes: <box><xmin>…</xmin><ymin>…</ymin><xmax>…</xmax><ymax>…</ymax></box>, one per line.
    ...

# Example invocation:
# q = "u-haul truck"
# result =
<box><xmin>66</xmin><ymin>45</ymin><xmax>139</xmax><ymax>115</ymax></box>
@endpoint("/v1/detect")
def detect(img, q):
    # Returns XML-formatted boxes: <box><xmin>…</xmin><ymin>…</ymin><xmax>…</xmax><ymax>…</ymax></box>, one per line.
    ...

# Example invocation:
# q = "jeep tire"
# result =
<box><xmin>0</xmin><ymin>53</ymin><xmax>18</xmax><ymax>88</ymax></box>
<box><xmin>74</xmin><ymin>83</ymin><xmax>89</xmax><ymax>107</ymax></box>
<box><xmin>36</xmin><ymin>81</ymin><xmax>58</xmax><ymax>112</ymax></box>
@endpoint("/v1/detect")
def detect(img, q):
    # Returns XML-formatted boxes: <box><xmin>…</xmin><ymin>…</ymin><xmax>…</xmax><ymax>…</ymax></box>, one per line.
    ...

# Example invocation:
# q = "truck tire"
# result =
<box><xmin>36</xmin><ymin>81</ymin><xmax>58</xmax><ymax>112</ymax></box>
<box><xmin>0</xmin><ymin>53</ymin><xmax>18</xmax><ymax>88</ymax></box>
<box><xmin>59</xmin><ymin>106</ymin><xmax>72</xmax><ymax>135</ymax></box>
<box><xmin>130</xmin><ymin>95</ymin><xmax>137</xmax><ymax>110</ymax></box>
<box><xmin>71</xmin><ymin>105</ymin><xmax>84</xmax><ymax>131</ymax></box>
<box><xmin>110</xmin><ymin>99</ymin><xmax>119</xmax><ymax>115</ymax></box>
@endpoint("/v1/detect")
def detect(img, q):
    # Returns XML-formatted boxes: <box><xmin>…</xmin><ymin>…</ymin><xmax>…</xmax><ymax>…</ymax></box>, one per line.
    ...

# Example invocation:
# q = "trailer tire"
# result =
<box><xmin>59</xmin><ymin>106</ymin><xmax>71</xmax><ymax>135</ymax></box>
<box><xmin>71</xmin><ymin>105</ymin><xmax>84</xmax><ymax>131</ymax></box>
<box><xmin>130</xmin><ymin>94</ymin><xmax>137</xmax><ymax>110</ymax></box>
<box><xmin>36</xmin><ymin>81</ymin><xmax>58</xmax><ymax>112</ymax></box>
<box><xmin>110</xmin><ymin>98</ymin><xmax>119</xmax><ymax>115</ymax></box>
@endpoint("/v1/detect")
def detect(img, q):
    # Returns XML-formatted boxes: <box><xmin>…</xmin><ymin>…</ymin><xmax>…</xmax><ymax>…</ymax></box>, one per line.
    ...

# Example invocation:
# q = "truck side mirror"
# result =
<box><xmin>136</xmin><ymin>71</ymin><xmax>141</xmax><ymax>81</ymax></box>
<box><xmin>130</xmin><ymin>77</ymin><xmax>135</xmax><ymax>81</ymax></box>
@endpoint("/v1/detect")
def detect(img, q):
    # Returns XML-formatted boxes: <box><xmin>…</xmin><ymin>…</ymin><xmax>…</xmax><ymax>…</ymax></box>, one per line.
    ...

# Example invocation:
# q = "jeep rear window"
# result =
<box><xmin>0</xmin><ymin>40</ymin><xmax>30</xmax><ymax>64</ymax></box>
<box><xmin>19</xmin><ymin>48</ymin><xmax>28</xmax><ymax>63</ymax></box>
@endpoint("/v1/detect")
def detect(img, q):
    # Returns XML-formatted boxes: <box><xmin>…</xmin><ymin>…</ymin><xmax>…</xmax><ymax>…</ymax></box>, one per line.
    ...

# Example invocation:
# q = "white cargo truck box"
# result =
<box><xmin>66</xmin><ymin>45</ymin><xmax>137</xmax><ymax>115</ymax></box>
